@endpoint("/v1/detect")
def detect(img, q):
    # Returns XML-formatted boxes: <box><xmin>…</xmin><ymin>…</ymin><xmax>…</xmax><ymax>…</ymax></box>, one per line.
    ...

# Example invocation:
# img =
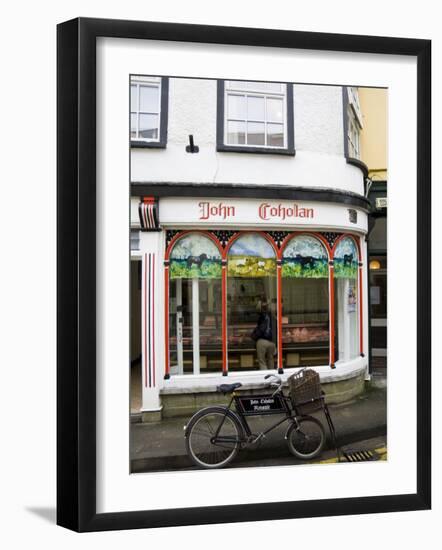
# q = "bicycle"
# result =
<box><xmin>184</xmin><ymin>368</ymin><xmax>338</xmax><ymax>469</ymax></box>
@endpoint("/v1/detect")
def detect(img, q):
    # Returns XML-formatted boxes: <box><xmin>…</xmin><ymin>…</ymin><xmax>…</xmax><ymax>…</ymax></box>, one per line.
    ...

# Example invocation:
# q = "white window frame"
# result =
<box><xmin>224</xmin><ymin>81</ymin><xmax>288</xmax><ymax>149</ymax></box>
<box><xmin>130</xmin><ymin>76</ymin><xmax>162</xmax><ymax>143</ymax></box>
<box><xmin>347</xmin><ymin>105</ymin><xmax>361</xmax><ymax>159</ymax></box>
<box><xmin>346</xmin><ymin>87</ymin><xmax>363</xmax><ymax>159</ymax></box>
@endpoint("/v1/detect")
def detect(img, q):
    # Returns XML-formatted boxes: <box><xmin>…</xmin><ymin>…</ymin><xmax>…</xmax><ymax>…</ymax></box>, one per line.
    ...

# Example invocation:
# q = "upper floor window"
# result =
<box><xmin>346</xmin><ymin>87</ymin><xmax>363</xmax><ymax>159</ymax></box>
<box><xmin>217</xmin><ymin>80</ymin><xmax>295</xmax><ymax>155</ymax></box>
<box><xmin>130</xmin><ymin>76</ymin><xmax>168</xmax><ymax>148</ymax></box>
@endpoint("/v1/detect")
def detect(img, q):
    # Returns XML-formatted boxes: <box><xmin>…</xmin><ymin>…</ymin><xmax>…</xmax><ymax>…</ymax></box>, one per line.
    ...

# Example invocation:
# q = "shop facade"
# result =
<box><xmin>129</xmin><ymin>77</ymin><xmax>371</xmax><ymax>420</ymax></box>
<box><xmin>130</xmin><ymin>189</ymin><xmax>370</xmax><ymax>419</ymax></box>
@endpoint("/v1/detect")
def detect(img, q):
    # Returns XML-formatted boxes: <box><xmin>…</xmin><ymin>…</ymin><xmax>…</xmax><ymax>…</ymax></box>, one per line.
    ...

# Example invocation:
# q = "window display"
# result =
<box><xmin>334</xmin><ymin>236</ymin><xmax>359</xmax><ymax>362</ymax></box>
<box><xmin>168</xmin><ymin>233</ymin><xmax>222</xmax><ymax>374</ymax></box>
<box><xmin>166</xmin><ymin>229</ymin><xmax>362</xmax><ymax>375</ymax></box>
<box><xmin>281</xmin><ymin>235</ymin><xmax>330</xmax><ymax>367</ymax></box>
<box><xmin>227</xmin><ymin>233</ymin><xmax>277</xmax><ymax>371</ymax></box>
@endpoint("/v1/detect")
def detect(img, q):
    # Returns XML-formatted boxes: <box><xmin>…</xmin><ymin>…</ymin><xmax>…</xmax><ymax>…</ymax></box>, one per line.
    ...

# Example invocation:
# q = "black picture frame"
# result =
<box><xmin>57</xmin><ymin>17</ymin><xmax>431</xmax><ymax>532</ymax></box>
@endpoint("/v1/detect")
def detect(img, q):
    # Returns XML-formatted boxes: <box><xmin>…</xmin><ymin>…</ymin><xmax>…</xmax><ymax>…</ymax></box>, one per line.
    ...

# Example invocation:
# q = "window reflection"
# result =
<box><xmin>334</xmin><ymin>237</ymin><xmax>359</xmax><ymax>361</ymax></box>
<box><xmin>281</xmin><ymin>235</ymin><xmax>330</xmax><ymax>367</ymax></box>
<box><xmin>227</xmin><ymin>234</ymin><xmax>277</xmax><ymax>371</ymax></box>
<box><xmin>169</xmin><ymin>234</ymin><xmax>222</xmax><ymax>374</ymax></box>
<box><xmin>166</xmin><ymin>231</ymin><xmax>362</xmax><ymax>376</ymax></box>
<box><xmin>224</xmin><ymin>80</ymin><xmax>287</xmax><ymax>148</ymax></box>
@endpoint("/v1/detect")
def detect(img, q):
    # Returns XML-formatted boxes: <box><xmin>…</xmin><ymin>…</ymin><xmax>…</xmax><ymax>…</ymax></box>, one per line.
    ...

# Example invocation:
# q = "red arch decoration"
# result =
<box><xmin>164</xmin><ymin>229</ymin><xmax>364</xmax><ymax>380</ymax></box>
<box><xmin>280</xmin><ymin>231</ymin><xmax>332</xmax><ymax>260</ymax></box>
<box><xmin>223</xmin><ymin>230</ymin><xmax>279</xmax><ymax>259</ymax></box>
<box><xmin>332</xmin><ymin>233</ymin><xmax>361</xmax><ymax>259</ymax></box>
<box><xmin>224</xmin><ymin>231</ymin><xmax>279</xmax><ymax>373</ymax></box>
<box><xmin>279</xmin><ymin>232</ymin><xmax>333</xmax><ymax>369</ymax></box>
<box><xmin>165</xmin><ymin>229</ymin><xmax>224</xmax><ymax>260</ymax></box>
<box><xmin>164</xmin><ymin>230</ymin><xmax>223</xmax><ymax>379</ymax></box>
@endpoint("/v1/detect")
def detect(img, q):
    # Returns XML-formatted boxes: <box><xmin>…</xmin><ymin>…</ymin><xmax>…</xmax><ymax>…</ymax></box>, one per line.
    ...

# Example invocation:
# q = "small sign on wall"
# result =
<box><xmin>376</xmin><ymin>197</ymin><xmax>388</xmax><ymax>209</ymax></box>
<box><xmin>371</xmin><ymin>286</ymin><xmax>381</xmax><ymax>305</ymax></box>
<box><xmin>348</xmin><ymin>284</ymin><xmax>357</xmax><ymax>313</ymax></box>
<box><xmin>348</xmin><ymin>209</ymin><xmax>358</xmax><ymax>223</ymax></box>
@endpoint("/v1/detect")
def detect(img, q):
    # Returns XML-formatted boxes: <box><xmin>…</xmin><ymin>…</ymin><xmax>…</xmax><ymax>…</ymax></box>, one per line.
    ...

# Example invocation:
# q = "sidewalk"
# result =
<box><xmin>130</xmin><ymin>385</ymin><xmax>386</xmax><ymax>473</ymax></box>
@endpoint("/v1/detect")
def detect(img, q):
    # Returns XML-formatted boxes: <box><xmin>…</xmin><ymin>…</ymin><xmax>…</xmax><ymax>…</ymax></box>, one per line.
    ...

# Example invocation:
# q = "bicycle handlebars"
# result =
<box><xmin>264</xmin><ymin>374</ymin><xmax>282</xmax><ymax>396</ymax></box>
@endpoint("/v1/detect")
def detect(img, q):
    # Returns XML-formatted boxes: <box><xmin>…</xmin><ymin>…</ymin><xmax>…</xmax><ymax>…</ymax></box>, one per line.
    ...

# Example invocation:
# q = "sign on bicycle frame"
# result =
<box><xmin>235</xmin><ymin>394</ymin><xmax>287</xmax><ymax>416</ymax></box>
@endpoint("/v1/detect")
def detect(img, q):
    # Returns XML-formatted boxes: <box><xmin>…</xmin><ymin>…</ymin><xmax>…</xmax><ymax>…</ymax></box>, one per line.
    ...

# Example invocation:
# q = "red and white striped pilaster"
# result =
<box><xmin>140</xmin><ymin>231</ymin><xmax>162</xmax><ymax>413</ymax></box>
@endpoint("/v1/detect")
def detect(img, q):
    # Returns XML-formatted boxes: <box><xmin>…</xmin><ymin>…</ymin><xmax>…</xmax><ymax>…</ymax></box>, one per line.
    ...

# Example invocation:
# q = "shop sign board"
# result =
<box><xmin>158</xmin><ymin>197</ymin><xmax>368</xmax><ymax>232</ymax></box>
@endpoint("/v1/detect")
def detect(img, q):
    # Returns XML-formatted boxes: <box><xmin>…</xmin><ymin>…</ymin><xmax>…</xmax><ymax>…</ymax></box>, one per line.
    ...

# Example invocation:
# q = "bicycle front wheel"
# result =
<box><xmin>286</xmin><ymin>416</ymin><xmax>326</xmax><ymax>460</ymax></box>
<box><xmin>185</xmin><ymin>408</ymin><xmax>242</xmax><ymax>469</ymax></box>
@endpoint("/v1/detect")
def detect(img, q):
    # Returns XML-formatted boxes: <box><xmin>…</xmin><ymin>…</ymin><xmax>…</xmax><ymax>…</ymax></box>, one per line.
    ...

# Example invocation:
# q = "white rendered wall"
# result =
<box><xmin>130</xmin><ymin>78</ymin><xmax>364</xmax><ymax>195</ymax></box>
<box><xmin>294</xmin><ymin>84</ymin><xmax>344</xmax><ymax>155</ymax></box>
<box><xmin>168</xmin><ymin>78</ymin><xmax>217</xmax><ymax>146</ymax></box>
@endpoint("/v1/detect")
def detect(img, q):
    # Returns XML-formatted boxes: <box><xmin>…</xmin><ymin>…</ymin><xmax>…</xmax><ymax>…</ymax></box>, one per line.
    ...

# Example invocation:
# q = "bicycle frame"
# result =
<box><xmin>213</xmin><ymin>390</ymin><xmax>296</xmax><ymax>445</ymax></box>
<box><xmin>185</xmin><ymin>373</ymin><xmax>339</xmax><ymax>469</ymax></box>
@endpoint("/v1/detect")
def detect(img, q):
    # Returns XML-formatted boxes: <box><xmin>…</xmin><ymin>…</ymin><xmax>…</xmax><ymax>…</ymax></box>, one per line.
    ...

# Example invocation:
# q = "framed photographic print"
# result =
<box><xmin>57</xmin><ymin>17</ymin><xmax>431</xmax><ymax>532</ymax></box>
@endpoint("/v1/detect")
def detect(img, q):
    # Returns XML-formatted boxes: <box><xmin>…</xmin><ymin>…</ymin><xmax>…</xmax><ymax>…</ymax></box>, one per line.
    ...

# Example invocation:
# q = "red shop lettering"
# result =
<box><xmin>258</xmin><ymin>203</ymin><xmax>314</xmax><ymax>220</ymax></box>
<box><xmin>199</xmin><ymin>202</ymin><xmax>236</xmax><ymax>220</ymax></box>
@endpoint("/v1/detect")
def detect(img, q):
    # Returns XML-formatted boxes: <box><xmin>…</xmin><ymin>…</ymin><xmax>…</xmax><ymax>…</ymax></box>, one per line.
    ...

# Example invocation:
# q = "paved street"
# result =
<box><xmin>130</xmin><ymin>385</ymin><xmax>387</xmax><ymax>473</ymax></box>
<box><xmin>198</xmin><ymin>435</ymin><xmax>387</xmax><ymax>470</ymax></box>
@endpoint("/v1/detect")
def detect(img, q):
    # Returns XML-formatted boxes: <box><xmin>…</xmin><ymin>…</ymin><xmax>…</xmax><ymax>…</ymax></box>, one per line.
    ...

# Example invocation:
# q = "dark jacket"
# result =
<box><xmin>253</xmin><ymin>312</ymin><xmax>273</xmax><ymax>342</ymax></box>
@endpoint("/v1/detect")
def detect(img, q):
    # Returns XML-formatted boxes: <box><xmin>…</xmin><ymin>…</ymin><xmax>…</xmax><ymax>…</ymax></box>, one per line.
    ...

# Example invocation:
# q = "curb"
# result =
<box><xmin>130</xmin><ymin>423</ymin><xmax>387</xmax><ymax>473</ymax></box>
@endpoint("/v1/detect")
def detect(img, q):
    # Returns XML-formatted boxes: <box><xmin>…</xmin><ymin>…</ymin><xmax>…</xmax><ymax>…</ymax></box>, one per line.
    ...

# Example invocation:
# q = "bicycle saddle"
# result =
<box><xmin>217</xmin><ymin>382</ymin><xmax>242</xmax><ymax>394</ymax></box>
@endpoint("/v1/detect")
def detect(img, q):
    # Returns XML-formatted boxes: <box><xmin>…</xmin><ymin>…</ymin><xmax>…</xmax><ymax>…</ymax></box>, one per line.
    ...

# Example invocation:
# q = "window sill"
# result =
<box><xmin>131</xmin><ymin>140</ymin><xmax>167</xmax><ymax>149</ymax></box>
<box><xmin>160</xmin><ymin>359</ymin><xmax>366</xmax><ymax>393</ymax></box>
<box><xmin>217</xmin><ymin>144</ymin><xmax>295</xmax><ymax>156</ymax></box>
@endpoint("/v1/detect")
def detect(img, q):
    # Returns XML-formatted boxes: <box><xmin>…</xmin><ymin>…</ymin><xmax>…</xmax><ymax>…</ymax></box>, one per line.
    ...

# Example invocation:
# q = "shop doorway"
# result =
<box><xmin>369</xmin><ymin>255</ymin><xmax>387</xmax><ymax>370</ymax></box>
<box><xmin>130</xmin><ymin>260</ymin><xmax>142</xmax><ymax>413</ymax></box>
<box><xmin>368</xmin><ymin>215</ymin><xmax>387</xmax><ymax>372</ymax></box>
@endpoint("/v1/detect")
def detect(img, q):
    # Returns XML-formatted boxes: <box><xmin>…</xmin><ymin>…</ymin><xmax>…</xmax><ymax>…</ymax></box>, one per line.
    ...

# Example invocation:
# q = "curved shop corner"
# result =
<box><xmin>129</xmin><ymin>77</ymin><xmax>386</xmax><ymax>422</ymax></box>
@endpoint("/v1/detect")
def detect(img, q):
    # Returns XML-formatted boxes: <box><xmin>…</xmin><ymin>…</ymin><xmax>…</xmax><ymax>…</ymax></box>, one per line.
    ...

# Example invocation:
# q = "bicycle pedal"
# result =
<box><xmin>247</xmin><ymin>434</ymin><xmax>264</xmax><ymax>446</ymax></box>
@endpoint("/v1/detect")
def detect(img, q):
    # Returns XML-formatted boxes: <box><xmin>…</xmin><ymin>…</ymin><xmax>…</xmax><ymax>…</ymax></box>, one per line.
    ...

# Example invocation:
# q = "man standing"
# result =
<box><xmin>252</xmin><ymin>298</ymin><xmax>276</xmax><ymax>370</ymax></box>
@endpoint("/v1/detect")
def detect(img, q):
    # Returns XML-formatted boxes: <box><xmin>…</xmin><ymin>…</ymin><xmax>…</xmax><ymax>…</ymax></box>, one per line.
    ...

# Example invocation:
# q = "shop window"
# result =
<box><xmin>281</xmin><ymin>235</ymin><xmax>330</xmax><ymax>368</ymax></box>
<box><xmin>217</xmin><ymin>80</ymin><xmax>295</xmax><ymax>155</ymax></box>
<box><xmin>168</xmin><ymin>233</ymin><xmax>222</xmax><ymax>375</ymax></box>
<box><xmin>227</xmin><ymin>233</ymin><xmax>277</xmax><ymax>371</ymax></box>
<box><xmin>130</xmin><ymin>76</ymin><xmax>168</xmax><ymax>148</ymax></box>
<box><xmin>334</xmin><ymin>236</ymin><xmax>359</xmax><ymax>362</ymax></box>
<box><xmin>369</xmin><ymin>255</ymin><xmax>387</xmax><ymax>320</ymax></box>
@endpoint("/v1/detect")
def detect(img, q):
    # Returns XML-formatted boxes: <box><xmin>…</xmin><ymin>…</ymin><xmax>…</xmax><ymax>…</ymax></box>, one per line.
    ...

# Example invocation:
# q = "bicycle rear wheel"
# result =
<box><xmin>286</xmin><ymin>416</ymin><xmax>325</xmax><ymax>460</ymax></box>
<box><xmin>185</xmin><ymin>408</ymin><xmax>242</xmax><ymax>469</ymax></box>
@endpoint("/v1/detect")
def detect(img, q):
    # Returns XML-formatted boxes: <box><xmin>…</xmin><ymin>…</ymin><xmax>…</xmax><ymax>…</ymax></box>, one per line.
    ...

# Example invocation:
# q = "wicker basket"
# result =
<box><xmin>288</xmin><ymin>368</ymin><xmax>323</xmax><ymax>414</ymax></box>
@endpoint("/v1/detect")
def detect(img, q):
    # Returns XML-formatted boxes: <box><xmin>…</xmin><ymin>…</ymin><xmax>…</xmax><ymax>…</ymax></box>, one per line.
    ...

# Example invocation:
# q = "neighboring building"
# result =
<box><xmin>358</xmin><ymin>88</ymin><xmax>388</xmax><ymax>372</ymax></box>
<box><xmin>130</xmin><ymin>77</ymin><xmax>372</xmax><ymax>421</ymax></box>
